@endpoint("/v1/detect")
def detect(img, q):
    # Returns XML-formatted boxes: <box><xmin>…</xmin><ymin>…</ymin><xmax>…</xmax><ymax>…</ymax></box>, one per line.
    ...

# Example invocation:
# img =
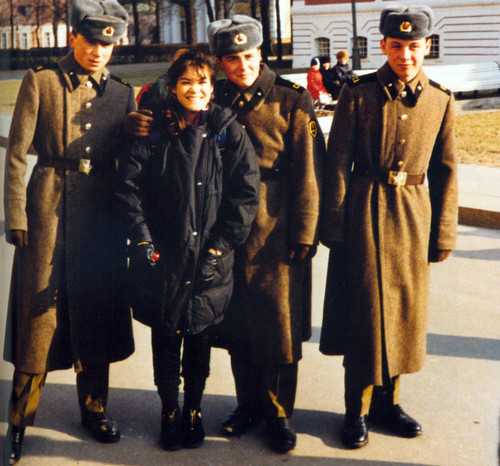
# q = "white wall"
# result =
<box><xmin>291</xmin><ymin>0</ymin><xmax>500</xmax><ymax>69</ymax></box>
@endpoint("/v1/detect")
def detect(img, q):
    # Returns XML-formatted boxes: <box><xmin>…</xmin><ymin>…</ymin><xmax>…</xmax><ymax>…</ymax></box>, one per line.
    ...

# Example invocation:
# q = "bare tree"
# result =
<box><xmin>259</xmin><ymin>0</ymin><xmax>270</xmax><ymax>61</ymax></box>
<box><xmin>50</xmin><ymin>0</ymin><xmax>66</xmax><ymax>47</ymax></box>
<box><xmin>8</xmin><ymin>0</ymin><xmax>15</xmax><ymax>48</ymax></box>
<box><xmin>169</xmin><ymin>0</ymin><xmax>196</xmax><ymax>44</ymax></box>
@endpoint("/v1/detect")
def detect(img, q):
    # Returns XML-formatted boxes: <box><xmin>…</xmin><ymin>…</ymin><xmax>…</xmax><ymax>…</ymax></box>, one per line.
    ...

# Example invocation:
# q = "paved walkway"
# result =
<box><xmin>0</xmin><ymin>85</ymin><xmax>499</xmax><ymax>466</ymax></box>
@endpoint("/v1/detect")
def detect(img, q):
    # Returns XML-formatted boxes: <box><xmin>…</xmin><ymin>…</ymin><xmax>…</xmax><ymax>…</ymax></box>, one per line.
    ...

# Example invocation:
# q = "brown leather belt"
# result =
<box><xmin>353</xmin><ymin>165</ymin><xmax>425</xmax><ymax>187</ymax></box>
<box><xmin>38</xmin><ymin>158</ymin><xmax>94</xmax><ymax>175</ymax></box>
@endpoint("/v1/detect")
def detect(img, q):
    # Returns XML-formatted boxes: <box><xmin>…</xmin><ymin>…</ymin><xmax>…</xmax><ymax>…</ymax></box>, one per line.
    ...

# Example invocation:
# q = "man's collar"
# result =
<box><xmin>57</xmin><ymin>51</ymin><xmax>109</xmax><ymax>93</ymax></box>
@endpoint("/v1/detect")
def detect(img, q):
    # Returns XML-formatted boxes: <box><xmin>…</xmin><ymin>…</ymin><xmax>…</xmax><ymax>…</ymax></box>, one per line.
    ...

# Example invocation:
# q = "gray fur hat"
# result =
<box><xmin>71</xmin><ymin>0</ymin><xmax>128</xmax><ymax>44</ymax></box>
<box><xmin>207</xmin><ymin>15</ymin><xmax>263</xmax><ymax>56</ymax></box>
<box><xmin>379</xmin><ymin>4</ymin><xmax>434</xmax><ymax>40</ymax></box>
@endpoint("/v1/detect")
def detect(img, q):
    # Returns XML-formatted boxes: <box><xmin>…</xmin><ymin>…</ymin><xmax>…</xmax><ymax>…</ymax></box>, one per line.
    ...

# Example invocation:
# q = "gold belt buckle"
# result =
<box><xmin>79</xmin><ymin>159</ymin><xmax>93</xmax><ymax>175</ymax></box>
<box><xmin>388</xmin><ymin>170</ymin><xmax>407</xmax><ymax>187</ymax></box>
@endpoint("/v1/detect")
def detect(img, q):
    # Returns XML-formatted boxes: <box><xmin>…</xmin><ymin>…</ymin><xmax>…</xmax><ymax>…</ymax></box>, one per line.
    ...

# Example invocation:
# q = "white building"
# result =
<box><xmin>291</xmin><ymin>0</ymin><xmax>500</xmax><ymax>69</ymax></box>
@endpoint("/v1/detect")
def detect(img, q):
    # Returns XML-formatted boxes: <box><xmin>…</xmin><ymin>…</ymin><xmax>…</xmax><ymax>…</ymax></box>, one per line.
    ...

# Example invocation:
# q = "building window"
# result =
<box><xmin>1</xmin><ymin>33</ymin><xmax>7</xmax><ymax>49</ymax></box>
<box><xmin>44</xmin><ymin>32</ymin><xmax>52</xmax><ymax>47</ymax></box>
<box><xmin>315</xmin><ymin>37</ymin><xmax>330</xmax><ymax>59</ymax></box>
<box><xmin>352</xmin><ymin>36</ymin><xmax>367</xmax><ymax>59</ymax></box>
<box><xmin>180</xmin><ymin>20</ymin><xmax>186</xmax><ymax>43</ymax></box>
<box><xmin>427</xmin><ymin>34</ymin><xmax>439</xmax><ymax>59</ymax></box>
<box><xmin>21</xmin><ymin>32</ymin><xmax>28</xmax><ymax>49</ymax></box>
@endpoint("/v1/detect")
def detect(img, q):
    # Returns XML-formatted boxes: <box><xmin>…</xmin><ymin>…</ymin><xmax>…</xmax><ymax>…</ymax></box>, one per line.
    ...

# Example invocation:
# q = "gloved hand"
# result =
<box><xmin>131</xmin><ymin>242</ymin><xmax>159</xmax><ymax>269</ymax></box>
<box><xmin>8</xmin><ymin>230</ymin><xmax>28</xmax><ymax>248</ymax></box>
<box><xmin>197</xmin><ymin>250</ymin><xmax>220</xmax><ymax>283</ymax></box>
<box><xmin>122</xmin><ymin>109</ymin><xmax>154</xmax><ymax>138</ymax></box>
<box><xmin>428</xmin><ymin>249</ymin><xmax>451</xmax><ymax>263</ymax></box>
<box><xmin>287</xmin><ymin>243</ymin><xmax>317</xmax><ymax>263</ymax></box>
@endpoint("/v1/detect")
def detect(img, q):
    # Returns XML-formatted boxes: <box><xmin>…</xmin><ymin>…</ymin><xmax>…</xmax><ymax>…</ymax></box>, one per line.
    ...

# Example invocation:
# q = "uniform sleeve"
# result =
<box><xmin>319</xmin><ymin>84</ymin><xmax>356</xmax><ymax>244</ymax></box>
<box><xmin>288</xmin><ymin>90</ymin><xmax>325</xmax><ymax>246</ymax></box>
<box><xmin>209</xmin><ymin>123</ymin><xmax>260</xmax><ymax>251</ymax></box>
<box><xmin>427</xmin><ymin>95</ymin><xmax>458</xmax><ymax>251</ymax></box>
<box><xmin>4</xmin><ymin>69</ymin><xmax>40</xmax><ymax>233</ymax></box>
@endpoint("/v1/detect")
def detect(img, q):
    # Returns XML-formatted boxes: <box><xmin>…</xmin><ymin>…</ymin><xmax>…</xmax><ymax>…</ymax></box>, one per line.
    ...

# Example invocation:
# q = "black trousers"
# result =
<box><xmin>230</xmin><ymin>353</ymin><xmax>298</xmax><ymax>420</ymax></box>
<box><xmin>152</xmin><ymin>327</ymin><xmax>211</xmax><ymax>413</ymax></box>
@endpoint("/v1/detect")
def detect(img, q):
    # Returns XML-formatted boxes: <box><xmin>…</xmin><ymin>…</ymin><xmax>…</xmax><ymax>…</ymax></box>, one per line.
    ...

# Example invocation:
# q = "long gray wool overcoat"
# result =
<box><xmin>319</xmin><ymin>62</ymin><xmax>458</xmax><ymax>387</ymax></box>
<box><xmin>3</xmin><ymin>52</ymin><xmax>135</xmax><ymax>373</ymax></box>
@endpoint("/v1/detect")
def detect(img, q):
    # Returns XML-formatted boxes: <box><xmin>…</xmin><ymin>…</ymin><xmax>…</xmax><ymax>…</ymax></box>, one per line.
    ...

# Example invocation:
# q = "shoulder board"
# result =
<box><xmin>275</xmin><ymin>75</ymin><xmax>305</xmax><ymax>93</ymax></box>
<box><xmin>429</xmin><ymin>79</ymin><xmax>452</xmax><ymax>95</ymax></box>
<box><xmin>110</xmin><ymin>74</ymin><xmax>133</xmax><ymax>88</ymax></box>
<box><xmin>347</xmin><ymin>72</ymin><xmax>377</xmax><ymax>88</ymax></box>
<box><xmin>32</xmin><ymin>64</ymin><xmax>48</xmax><ymax>73</ymax></box>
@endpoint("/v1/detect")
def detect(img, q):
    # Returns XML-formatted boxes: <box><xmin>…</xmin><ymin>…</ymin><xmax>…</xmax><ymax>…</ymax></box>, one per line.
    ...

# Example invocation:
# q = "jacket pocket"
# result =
<box><xmin>191</xmin><ymin>249</ymin><xmax>235</xmax><ymax>332</ymax></box>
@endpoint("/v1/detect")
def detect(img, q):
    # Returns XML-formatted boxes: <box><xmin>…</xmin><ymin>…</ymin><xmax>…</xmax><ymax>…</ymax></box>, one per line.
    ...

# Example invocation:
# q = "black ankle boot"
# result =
<box><xmin>7</xmin><ymin>425</ymin><xmax>25</xmax><ymax>464</ymax></box>
<box><xmin>160</xmin><ymin>406</ymin><xmax>182</xmax><ymax>451</ymax></box>
<box><xmin>182</xmin><ymin>409</ymin><xmax>205</xmax><ymax>448</ymax></box>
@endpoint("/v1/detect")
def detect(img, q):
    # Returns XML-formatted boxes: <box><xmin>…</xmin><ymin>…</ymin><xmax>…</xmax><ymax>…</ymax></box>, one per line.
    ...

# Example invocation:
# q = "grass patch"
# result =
<box><xmin>0</xmin><ymin>75</ymin><xmax>498</xmax><ymax>167</ymax></box>
<box><xmin>455</xmin><ymin>111</ymin><xmax>500</xmax><ymax>166</ymax></box>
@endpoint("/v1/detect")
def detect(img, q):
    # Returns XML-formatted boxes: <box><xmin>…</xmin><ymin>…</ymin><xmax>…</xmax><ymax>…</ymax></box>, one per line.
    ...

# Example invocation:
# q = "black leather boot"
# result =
<box><xmin>369</xmin><ymin>404</ymin><xmax>422</xmax><ymax>437</ymax></box>
<box><xmin>221</xmin><ymin>405</ymin><xmax>263</xmax><ymax>437</ymax></box>
<box><xmin>160</xmin><ymin>406</ymin><xmax>182</xmax><ymax>451</ymax></box>
<box><xmin>81</xmin><ymin>410</ymin><xmax>120</xmax><ymax>443</ymax></box>
<box><xmin>266</xmin><ymin>417</ymin><xmax>297</xmax><ymax>453</ymax></box>
<box><xmin>7</xmin><ymin>425</ymin><xmax>25</xmax><ymax>464</ymax></box>
<box><xmin>182</xmin><ymin>409</ymin><xmax>205</xmax><ymax>448</ymax></box>
<box><xmin>341</xmin><ymin>413</ymin><xmax>368</xmax><ymax>449</ymax></box>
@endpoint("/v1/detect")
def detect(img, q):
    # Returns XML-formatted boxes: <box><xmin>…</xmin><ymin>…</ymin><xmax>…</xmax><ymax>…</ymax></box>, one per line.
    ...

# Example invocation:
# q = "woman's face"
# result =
<box><xmin>172</xmin><ymin>64</ymin><xmax>213</xmax><ymax>117</ymax></box>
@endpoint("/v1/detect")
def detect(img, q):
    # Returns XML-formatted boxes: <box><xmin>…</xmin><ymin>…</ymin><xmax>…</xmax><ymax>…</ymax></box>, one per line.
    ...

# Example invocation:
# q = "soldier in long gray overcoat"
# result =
<box><xmin>207</xmin><ymin>16</ymin><xmax>325</xmax><ymax>453</ymax></box>
<box><xmin>3</xmin><ymin>1</ymin><xmax>135</xmax><ymax>462</ymax></box>
<box><xmin>319</xmin><ymin>4</ymin><xmax>458</xmax><ymax>449</ymax></box>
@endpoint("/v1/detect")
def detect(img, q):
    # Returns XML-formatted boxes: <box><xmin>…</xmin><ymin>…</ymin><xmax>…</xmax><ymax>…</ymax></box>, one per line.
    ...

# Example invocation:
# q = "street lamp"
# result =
<box><xmin>351</xmin><ymin>0</ymin><xmax>361</xmax><ymax>70</ymax></box>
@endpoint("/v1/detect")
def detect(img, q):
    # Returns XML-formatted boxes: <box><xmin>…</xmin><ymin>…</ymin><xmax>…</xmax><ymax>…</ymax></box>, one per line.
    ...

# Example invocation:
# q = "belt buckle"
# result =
<box><xmin>388</xmin><ymin>170</ymin><xmax>407</xmax><ymax>187</ymax></box>
<box><xmin>79</xmin><ymin>159</ymin><xmax>93</xmax><ymax>175</ymax></box>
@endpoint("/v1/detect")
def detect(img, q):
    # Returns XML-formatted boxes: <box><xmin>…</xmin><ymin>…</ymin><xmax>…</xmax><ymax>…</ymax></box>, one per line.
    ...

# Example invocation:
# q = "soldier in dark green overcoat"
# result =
<box><xmin>3</xmin><ymin>0</ymin><xmax>135</xmax><ymax>462</ymax></box>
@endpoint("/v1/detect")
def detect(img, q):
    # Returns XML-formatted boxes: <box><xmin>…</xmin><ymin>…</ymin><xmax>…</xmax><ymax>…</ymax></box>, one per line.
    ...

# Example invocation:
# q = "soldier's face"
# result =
<box><xmin>217</xmin><ymin>48</ymin><xmax>262</xmax><ymax>91</ymax></box>
<box><xmin>69</xmin><ymin>33</ymin><xmax>114</xmax><ymax>73</ymax></box>
<box><xmin>380</xmin><ymin>37</ymin><xmax>431</xmax><ymax>83</ymax></box>
<box><xmin>172</xmin><ymin>64</ymin><xmax>213</xmax><ymax>118</ymax></box>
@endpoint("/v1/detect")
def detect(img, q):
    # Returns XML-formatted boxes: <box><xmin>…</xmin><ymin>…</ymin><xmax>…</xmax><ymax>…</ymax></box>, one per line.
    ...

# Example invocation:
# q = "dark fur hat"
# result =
<box><xmin>207</xmin><ymin>15</ymin><xmax>263</xmax><ymax>56</ymax></box>
<box><xmin>71</xmin><ymin>0</ymin><xmax>128</xmax><ymax>44</ymax></box>
<box><xmin>379</xmin><ymin>4</ymin><xmax>433</xmax><ymax>40</ymax></box>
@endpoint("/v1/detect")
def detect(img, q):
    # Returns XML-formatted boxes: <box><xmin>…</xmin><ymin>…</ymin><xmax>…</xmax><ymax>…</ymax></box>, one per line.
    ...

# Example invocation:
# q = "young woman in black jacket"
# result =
<box><xmin>116</xmin><ymin>48</ymin><xmax>259</xmax><ymax>451</ymax></box>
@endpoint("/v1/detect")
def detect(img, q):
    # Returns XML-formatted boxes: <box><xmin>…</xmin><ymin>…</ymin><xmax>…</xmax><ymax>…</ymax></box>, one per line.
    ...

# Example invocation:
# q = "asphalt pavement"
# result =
<box><xmin>0</xmin><ymin>98</ymin><xmax>499</xmax><ymax>465</ymax></box>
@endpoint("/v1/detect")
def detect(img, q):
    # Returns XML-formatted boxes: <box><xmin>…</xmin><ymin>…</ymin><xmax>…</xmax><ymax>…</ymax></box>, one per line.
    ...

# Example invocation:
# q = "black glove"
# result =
<box><xmin>131</xmin><ymin>242</ymin><xmax>158</xmax><ymax>269</ymax></box>
<box><xmin>197</xmin><ymin>251</ymin><xmax>219</xmax><ymax>283</ymax></box>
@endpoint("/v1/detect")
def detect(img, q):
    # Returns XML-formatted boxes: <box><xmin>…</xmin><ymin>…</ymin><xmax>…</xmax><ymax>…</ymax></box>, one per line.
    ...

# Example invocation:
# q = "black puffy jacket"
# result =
<box><xmin>116</xmin><ymin>103</ymin><xmax>260</xmax><ymax>334</ymax></box>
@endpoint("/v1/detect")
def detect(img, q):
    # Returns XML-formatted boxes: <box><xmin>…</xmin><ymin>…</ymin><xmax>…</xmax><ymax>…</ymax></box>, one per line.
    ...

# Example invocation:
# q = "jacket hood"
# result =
<box><xmin>205</xmin><ymin>102</ymin><xmax>238</xmax><ymax>136</ymax></box>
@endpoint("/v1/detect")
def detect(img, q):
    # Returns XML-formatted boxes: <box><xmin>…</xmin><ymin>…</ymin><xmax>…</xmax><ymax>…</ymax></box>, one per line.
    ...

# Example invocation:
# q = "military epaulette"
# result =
<box><xmin>275</xmin><ymin>75</ymin><xmax>305</xmax><ymax>93</ymax></box>
<box><xmin>347</xmin><ymin>72</ymin><xmax>377</xmax><ymax>88</ymax></box>
<box><xmin>32</xmin><ymin>64</ymin><xmax>48</xmax><ymax>73</ymax></box>
<box><xmin>110</xmin><ymin>74</ymin><xmax>133</xmax><ymax>88</ymax></box>
<box><xmin>429</xmin><ymin>79</ymin><xmax>452</xmax><ymax>95</ymax></box>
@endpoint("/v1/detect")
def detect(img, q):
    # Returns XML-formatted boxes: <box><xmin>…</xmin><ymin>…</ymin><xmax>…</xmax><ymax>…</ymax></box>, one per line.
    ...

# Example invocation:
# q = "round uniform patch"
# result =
<box><xmin>400</xmin><ymin>21</ymin><xmax>412</xmax><ymax>33</ymax></box>
<box><xmin>234</xmin><ymin>33</ymin><xmax>248</xmax><ymax>45</ymax></box>
<box><xmin>103</xmin><ymin>26</ymin><xmax>115</xmax><ymax>37</ymax></box>
<box><xmin>309</xmin><ymin>120</ymin><xmax>317</xmax><ymax>138</ymax></box>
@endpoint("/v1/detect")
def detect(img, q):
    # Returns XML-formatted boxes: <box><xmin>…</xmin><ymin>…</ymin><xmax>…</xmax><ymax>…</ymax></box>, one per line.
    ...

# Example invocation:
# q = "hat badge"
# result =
<box><xmin>103</xmin><ymin>26</ymin><xmax>115</xmax><ymax>37</ymax></box>
<box><xmin>400</xmin><ymin>21</ymin><xmax>412</xmax><ymax>33</ymax></box>
<box><xmin>234</xmin><ymin>33</ymin><xmax>248</xmax><ymax>45</ymax></box>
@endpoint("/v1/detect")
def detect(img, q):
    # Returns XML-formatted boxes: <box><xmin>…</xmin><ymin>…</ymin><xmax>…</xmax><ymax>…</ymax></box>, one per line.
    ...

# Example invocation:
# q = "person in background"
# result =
<box><xmin>319</xmin><ymin>3</ymin><xmax>458</xmax><ymax>450</ymax></box>
<box><xmin>115</xmin><ymin>48</ymin><xmax>259</xmax><ymax>451</ymax></box>
<box><xmin>329</xmin><ymin>50</ymin><xmax>356</xmax><ymax>100</ymax></box>
<box><xmin>3</xmin><ymin>0</ymin><xmax>135</xmax><ymax>463</ymax></box>
<box><xmin>207</xmin><ymin>15</ymin><xmax>325</xmax><ymax>454</ymax></box>
<box><xmin>307</xmin><ymin>56</ymin><xmax>331</xmax><ymax>108</ymax></box>
<box><xmin>319</xmin><ymin>56</ymin><xmax>336</xmax><ymax>98</ymax></box>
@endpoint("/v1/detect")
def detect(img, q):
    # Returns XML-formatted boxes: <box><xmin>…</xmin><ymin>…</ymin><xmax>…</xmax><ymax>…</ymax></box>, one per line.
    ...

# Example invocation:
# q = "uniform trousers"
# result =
<box><xmin>344</xmin><ymin>330</ymin><xmax>400</xmax><ymax>417</ymax></box>
<box><xmin>230</xmin><ymin>353</ymin><xmax>298</xmax><ymax>419</ymax></box>
<box><xmin>152</xmin><ymin>327</ymin><xmax>211</xmax><ymax>414</ymax></box>
<box><xmin>10</xmin><ymin>364</ymin><xmax>110</xmax><ymax>428</ymax></box>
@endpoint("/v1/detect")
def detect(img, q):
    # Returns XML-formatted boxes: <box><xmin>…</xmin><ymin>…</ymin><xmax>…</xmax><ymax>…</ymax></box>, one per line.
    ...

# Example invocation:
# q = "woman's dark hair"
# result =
<box><xmin>140</xmin><ymin>47</ymin><xmax>216</xmax><ymax>135</ymax></box>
